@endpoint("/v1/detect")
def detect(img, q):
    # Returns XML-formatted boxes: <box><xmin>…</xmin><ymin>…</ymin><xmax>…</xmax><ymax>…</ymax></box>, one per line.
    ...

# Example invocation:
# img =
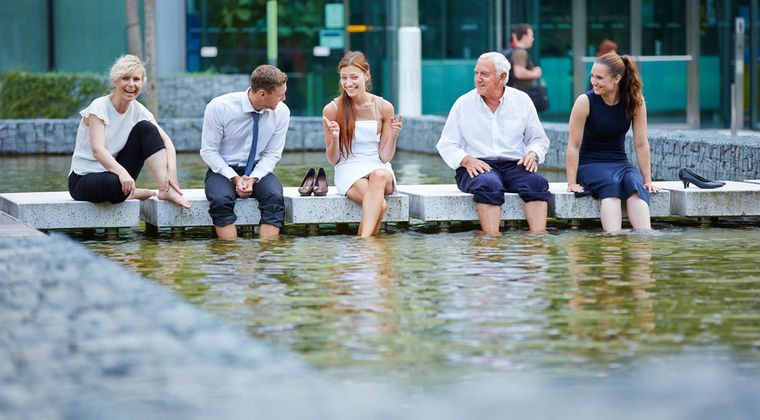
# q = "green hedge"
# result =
<box><xmin>0</xmin><ymin>71</ymin><xmax>110</xmax><ymax>119</ymax></box>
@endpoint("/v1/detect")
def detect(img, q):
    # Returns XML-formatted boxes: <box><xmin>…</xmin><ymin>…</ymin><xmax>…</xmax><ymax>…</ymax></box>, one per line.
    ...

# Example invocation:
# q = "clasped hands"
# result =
<box><xmin>233</xmin><ymin>175</ymin><xmax>258</xmax><ymax>198</ymax></box>
<box><xmin>461</xmin><ymin>152</ymin><xmax>539</xmax><ymax>179</ymax></box>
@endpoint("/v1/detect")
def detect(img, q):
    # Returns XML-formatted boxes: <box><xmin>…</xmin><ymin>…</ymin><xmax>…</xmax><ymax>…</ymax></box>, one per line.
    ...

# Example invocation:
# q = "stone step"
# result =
<box><xmin>284</xmin><ymin>187</ymin><xmax>409</xmax><ymax>224</ymax></box>
<box><xmin>0</xmin><ymin>191</ymin><xmax>139</xmax><ymax>229</ymax></box>
<box><xmin>656</xmin><ymin>180</ymin><xmax>760</xmax><ymax>216</ymax></box>
<box><xmin>397</xmin><ymin>184</ymin><xmax>525</xmax><ymax>221</ymax></box>
<box><xmin>550</xmin><ymin>182</ymin><xmax>672</xmax><ymax>219</ymax></box>
<box><xmin>3</xmin><ymin>181</ymin><xmax>758</xmax><ymax>231</ymax></box>
<box><xmin>140</xmin><ymin>189</ymin><xmax>260</xmax><ymax>228</ymax></box>
<box><xmin>0</xmin><ymin>211</ymin><xmax>45</xmax><ymax>236</ymax></box>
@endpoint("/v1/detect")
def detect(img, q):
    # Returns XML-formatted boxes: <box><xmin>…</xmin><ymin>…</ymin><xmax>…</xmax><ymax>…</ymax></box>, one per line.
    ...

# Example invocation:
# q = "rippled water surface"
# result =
<box><xmin>76</xmin><ymin>224</ymin><xmax>760</xmax><ymax>385</ymax></box>
<box><xmin>3</xmin><ymin>152</ymin><xmax>760</xmax><ymax>388</ymax></box>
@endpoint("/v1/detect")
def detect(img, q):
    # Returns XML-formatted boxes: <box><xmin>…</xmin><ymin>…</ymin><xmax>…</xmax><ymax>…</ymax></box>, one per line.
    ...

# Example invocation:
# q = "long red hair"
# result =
<box><xmin>336</xmin><ymin>51</ymin><xmax>372</xmax><ymax>157</ymax></box>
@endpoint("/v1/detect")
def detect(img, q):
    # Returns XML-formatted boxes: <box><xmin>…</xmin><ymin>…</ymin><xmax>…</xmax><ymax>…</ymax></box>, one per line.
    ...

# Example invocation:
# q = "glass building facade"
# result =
<box><xmin>2</xmin><ymin>0</ymin><xmax>760</xmax><ymax>129</ymax></box>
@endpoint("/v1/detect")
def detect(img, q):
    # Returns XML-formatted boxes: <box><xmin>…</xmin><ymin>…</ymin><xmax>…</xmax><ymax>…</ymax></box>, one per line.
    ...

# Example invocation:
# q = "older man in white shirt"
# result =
<box><xmin>201</xmin><ymin>65</ymin><xmax>289</xmax><ymax>240</ymax></box>
<box><xmin>436</xmin><ymin>52</ymin><xmax>550</xmax><ymax>234</ymax></box>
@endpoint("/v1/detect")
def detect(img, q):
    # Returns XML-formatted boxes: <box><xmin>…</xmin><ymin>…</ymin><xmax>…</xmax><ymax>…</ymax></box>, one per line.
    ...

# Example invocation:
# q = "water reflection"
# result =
<box><xmin>78</xmin><ymin>225</ymin><xmax>760</xmax><ymax>384</ymax></box>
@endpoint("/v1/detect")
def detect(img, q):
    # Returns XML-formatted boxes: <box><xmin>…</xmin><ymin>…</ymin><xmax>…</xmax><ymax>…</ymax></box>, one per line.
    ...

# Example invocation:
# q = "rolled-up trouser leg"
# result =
<box><xmin>205</xmin><ymin>168</ymin><xmax>239</xmax><ymax>227</ymax></box>
<box><xmin>455</xmin><ymin>166</ymin><xmax>506</xmax><ymax>206</ymax></box>
<box><xmin>252</xmin><ymin>173</ymin><xmax>284</xmax><ymax>228</ymax></box>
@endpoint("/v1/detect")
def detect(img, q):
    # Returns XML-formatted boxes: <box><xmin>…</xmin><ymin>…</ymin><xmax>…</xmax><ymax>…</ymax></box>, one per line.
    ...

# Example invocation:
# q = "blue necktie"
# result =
<box><xmin>244</xmin><ymin>112</ymin><xmax>261</xmax><ymax>176</ymax></box>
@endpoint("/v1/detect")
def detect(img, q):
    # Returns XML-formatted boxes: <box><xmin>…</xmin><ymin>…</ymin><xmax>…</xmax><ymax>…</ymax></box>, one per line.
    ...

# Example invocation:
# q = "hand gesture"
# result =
<box><xmin>390</xmin><ymin>114</ymin><xmax>403</xmax><ymax>136</ymax></box>
<box><xmin>118</xmin><ymin>172</ymin><xmax>136</xmax><ymax>197</ymax></box>
<box><xmin>323</xmin><ymin>116</ymin><xmax>339</xmax><ymax>142</ymax></box>
<box><xmin>517</xmin><ymin>152</ymin><xmax>539</xmax><ymax>173</ymax></box>
<box><xmin>461</xmin><ymin>155</ymin><xmax>492</xmax><ymax>179</ymax></box>
<box><xmin>567</xmin><ymin>183</ymin><xmax>585</xmax><ymax>193</ymax></box>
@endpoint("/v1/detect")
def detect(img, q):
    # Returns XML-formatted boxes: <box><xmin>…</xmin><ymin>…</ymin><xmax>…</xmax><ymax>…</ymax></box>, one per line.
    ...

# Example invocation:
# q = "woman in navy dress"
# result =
<box><xmin>566</xmin><ymin>52</ymin><xmax>660</xmax><ymax>231</ymax></box>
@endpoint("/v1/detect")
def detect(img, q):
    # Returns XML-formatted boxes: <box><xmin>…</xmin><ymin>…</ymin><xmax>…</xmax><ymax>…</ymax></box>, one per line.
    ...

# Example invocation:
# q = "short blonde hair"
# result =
<box><xmin>109</xmin><ymin>54</ymin><xmax>146</xmax><ymax>82</ymax></box>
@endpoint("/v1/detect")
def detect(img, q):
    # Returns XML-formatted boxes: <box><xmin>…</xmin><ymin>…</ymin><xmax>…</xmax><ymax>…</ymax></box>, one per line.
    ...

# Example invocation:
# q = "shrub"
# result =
<box><xmin>0</xmin><ymin>71</ymin><xmax>110</xmax><ymax>119</ymax></box>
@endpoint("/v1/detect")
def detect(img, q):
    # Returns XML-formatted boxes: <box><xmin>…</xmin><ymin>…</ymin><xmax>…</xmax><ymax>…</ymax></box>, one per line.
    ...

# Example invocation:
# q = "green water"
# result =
<box><xmin>77</xmin><ymin>223</ymin><xmax>760</xmax><ymax>385</ymax></box>
<box><xmin>3</xmin><ymin>152</ymin><xmax>760</xmax><ymax>386</ymax></box>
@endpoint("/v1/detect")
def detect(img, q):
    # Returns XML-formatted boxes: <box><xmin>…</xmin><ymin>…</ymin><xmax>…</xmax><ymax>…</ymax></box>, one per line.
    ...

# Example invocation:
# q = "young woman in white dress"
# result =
<box><xmin>322</xmin><ymin>51</ymin><xmax>402</xmax><ymax>238</ymax></box>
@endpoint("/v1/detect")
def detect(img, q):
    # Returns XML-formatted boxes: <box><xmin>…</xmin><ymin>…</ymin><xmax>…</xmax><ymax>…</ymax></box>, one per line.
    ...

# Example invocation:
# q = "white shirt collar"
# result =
<box><xmin>242</xmin><ymin>88</ymin><xmax>269</xmax><ymax>115</ymax></box>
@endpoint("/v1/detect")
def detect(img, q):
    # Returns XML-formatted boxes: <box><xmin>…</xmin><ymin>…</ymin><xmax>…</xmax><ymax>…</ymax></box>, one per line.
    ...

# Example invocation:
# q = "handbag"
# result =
<box><xmin>524</xmin><ymin>84</ymin><xmax>549</xmax><ymax>113</ymax></box>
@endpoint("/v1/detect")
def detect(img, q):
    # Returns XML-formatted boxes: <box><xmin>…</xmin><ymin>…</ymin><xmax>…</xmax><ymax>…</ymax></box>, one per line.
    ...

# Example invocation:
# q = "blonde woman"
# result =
<box><xmin>68</xmin><ymin>54</ymin><xmax>189</xmax><ymax>208</ymax></box>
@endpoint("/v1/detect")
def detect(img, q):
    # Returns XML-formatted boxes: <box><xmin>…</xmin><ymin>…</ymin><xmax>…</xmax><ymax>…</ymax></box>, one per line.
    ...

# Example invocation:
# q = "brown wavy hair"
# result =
<box><xmin>596</xmin><ymin>52</ymin><xmax>643</xmax><ymax>120</ymax></box>
<box><xmin>336</xmin><ymin>51</ymin><xmax>372</xmax><ymax>157</ymax></box>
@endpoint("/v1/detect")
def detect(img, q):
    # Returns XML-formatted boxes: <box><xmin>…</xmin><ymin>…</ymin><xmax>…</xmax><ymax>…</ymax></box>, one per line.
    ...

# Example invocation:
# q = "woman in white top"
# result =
<box><xmin>68</xmin><ymin>55</ymin><xmax>189</xmax><ymax>208</ymax></box>
<box><xmin>322</xmin><ymin>51</ymin><xmax>402</xmax><ymax>238</ymax></box>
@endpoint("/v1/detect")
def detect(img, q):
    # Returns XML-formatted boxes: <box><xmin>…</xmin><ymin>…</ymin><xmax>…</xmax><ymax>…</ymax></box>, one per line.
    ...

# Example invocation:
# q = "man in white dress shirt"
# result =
<box><xmin>201</xmin><ymin>65</ymin><xmax>289</xmax><ymax>240</ymax></box>
<box><xmin>436</xmin><ymin>52</ymin><xmax>550</xmax><ymax>234</ymax></box>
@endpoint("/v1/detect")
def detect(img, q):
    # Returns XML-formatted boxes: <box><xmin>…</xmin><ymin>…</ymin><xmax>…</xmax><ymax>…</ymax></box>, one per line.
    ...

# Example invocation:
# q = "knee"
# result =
<box><xmin>134</xmin><ymin>119</ymin><xmax>158</xmax><ymax>134</ymax></box>
<box><xmin>207</xmin><ymin>191</ymin><xmax>236</xmax><ymax>210</ymax></box>
<box><xmin>526</xmin><ymin>173</ymin><xmax>549</xmax><ymax>191</ymax></box>
<box><xmin>259</xmin><ymin>189</ymin><xmax>284</xmax><ymax>206</ymax></box>
<box><xmin>369</xmin><ymin>169</ymin><xmax>393</xmax><ymax>186</ymax></box>
<box><xmin>472</xmin><ymin>172</ymin><xmax>503</xmax><ymax>192</ymax></box>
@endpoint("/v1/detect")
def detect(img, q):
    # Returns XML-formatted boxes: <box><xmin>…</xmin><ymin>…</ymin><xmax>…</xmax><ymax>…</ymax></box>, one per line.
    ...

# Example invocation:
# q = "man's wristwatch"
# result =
<box><xmin>528</xmin><ymin>151</ymin><xmax>538</xmax><ymax>160</ymax></box>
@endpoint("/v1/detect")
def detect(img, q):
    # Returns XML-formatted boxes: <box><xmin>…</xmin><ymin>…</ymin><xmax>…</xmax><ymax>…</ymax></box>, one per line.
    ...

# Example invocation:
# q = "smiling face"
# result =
<box><xmin>590</xmin><ymin>62</ymin><xmax>621</xmax><ymax>97</ymax></box>
<box><xmin>474</xmin><ymin>58</ymin><xmax>506</xmax><ymax>97</ymax></box>
<box><xmin>112</xmin><ymin>70</ymin><xmax>144</xmax><ymax>102</ymax></box>
<box><xmin>339</xmin><ymin>64</ymin><xmax>370</xmax><ymax>97</ymax></box>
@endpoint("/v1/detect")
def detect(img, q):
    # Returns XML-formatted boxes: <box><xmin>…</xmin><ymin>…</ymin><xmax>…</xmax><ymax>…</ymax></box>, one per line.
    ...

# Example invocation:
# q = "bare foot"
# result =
<box><xmin>158</xmin><ymin>187</ymin><xmax>191</xmax><ymax>209</ymax></box>
<box><xmin>129</xmin><ymin>188</ymin><xmax>157</xmax><ymax>200</ymax></box>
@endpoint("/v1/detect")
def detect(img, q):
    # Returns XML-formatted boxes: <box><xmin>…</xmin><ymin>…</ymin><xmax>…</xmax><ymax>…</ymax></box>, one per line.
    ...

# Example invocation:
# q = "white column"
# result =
<box><xmin>398</xmin><ymin>26</ymin><xmax>421</xmax><ymax>116</ymax></box>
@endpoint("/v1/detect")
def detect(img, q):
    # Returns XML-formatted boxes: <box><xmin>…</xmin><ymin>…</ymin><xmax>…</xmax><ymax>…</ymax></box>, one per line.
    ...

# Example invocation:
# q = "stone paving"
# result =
<box><xmin>0</xmin><ymin>234</ymin><xmax>386</xmax><ymax>419</ymax></box>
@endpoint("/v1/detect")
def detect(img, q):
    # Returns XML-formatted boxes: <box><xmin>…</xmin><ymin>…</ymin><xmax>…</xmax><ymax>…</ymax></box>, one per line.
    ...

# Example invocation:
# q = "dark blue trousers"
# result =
<box><xmin>204</xmin><ymin>167</ymin><xmax>284</xmax><ymax>228</ymax></box>
<box><xmin>455</xmin><ymin>159</ymin><xmax>550</xmax><ymax>205</ymax></box>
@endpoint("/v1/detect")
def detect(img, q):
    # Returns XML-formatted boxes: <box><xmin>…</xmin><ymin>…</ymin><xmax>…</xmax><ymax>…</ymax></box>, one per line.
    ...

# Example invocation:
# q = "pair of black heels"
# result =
<box><xmin>678</xmin><ymin>168</ymin><xmax>725</xmax><ymax>189</ymax></box>
<box><xmin>298</xmin><ymin>168</ymin><xmax>328</xmax><ymax>196</ymax></box>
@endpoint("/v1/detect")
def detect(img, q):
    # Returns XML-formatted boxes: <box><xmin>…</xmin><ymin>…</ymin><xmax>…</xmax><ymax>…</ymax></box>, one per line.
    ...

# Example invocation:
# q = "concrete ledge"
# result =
<box><xmin>397</xmin><ymin>184</ymin><xmax>525</xmax><ymax>221</ymax></box>
<box><xmin>284</xmin><ymin>187</ymin><xmax>409</xmax><ymax>224</ymax></box>
<box><xmin>0</xmin><ymin>191</ymin><xmax>139</xmax><ymax>229</ymax></box>
<box><xmin>140</xmin><ymin>189</ymin><xmax>260</xmax><ymax>227</ymax></box>
<box><xmin>0</xmin><ymin>211</ymin><xmax>44</xmax><ymax>237</ymax></box>
<box><xmin>550</xmin><ymin>182</ymin><xmax>672</xmax><ymax>219</ymax></box>
<box><xmin>657</xmin><ymin>181</ymin><xmax>760</xmax><ymax>216</ymax></box>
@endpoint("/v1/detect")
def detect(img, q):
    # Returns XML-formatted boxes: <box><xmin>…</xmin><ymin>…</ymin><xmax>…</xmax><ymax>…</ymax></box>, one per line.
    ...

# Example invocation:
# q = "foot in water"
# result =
<box><xmin>130</xmin><ymin>188</ymin><xmax>157</xmax><ymax>200</ymax></box>
<box><xmin>158</xmin><ymin>187</ymin><xmax>191</xmax><ymax>208</ymax></box>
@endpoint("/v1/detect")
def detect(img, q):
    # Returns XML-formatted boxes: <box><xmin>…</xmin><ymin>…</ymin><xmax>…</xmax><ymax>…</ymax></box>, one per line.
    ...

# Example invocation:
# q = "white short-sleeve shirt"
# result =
<box><xmin>69</xmin><ymin>95</ymin><xmax>154</xmax><ymax>175</ymax></box>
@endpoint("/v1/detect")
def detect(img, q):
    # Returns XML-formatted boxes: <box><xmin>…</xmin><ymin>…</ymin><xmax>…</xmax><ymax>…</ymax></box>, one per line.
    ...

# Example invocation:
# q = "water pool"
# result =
<box><xmin>3</xmin><ymin>152</ymin><xmax>760</xmax><ymax>390</ymax></box>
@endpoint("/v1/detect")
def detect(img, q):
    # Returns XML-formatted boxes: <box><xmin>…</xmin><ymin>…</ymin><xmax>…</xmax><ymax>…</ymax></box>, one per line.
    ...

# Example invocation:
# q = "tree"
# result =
<box><xmin>125</xmin><ymin>0</ymin><xmax>143</xmax><ymax>59</ymax></box>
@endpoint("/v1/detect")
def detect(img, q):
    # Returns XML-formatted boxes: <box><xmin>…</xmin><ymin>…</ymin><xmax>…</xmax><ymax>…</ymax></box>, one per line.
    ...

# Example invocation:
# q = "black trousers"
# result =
<box><xmin>204</xmin><ymin>167</ymin><xmax>285</xmax><ymax>228</ymax></box>
<box><xmin>68</xmin><ymin>120</ymin><xmax>165</xmax><ymax>204</ymax></box>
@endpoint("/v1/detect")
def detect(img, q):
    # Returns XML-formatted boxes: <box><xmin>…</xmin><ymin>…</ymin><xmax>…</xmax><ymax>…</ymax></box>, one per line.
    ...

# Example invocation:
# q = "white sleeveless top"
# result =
<box><xmin>69</xmin><ymin>95</ymin><xmax>154</xmax><ymax>175</ymax></box>
<box><xmin>332</xmin><ymin>96</ymin><xmax>396</xmax><ymax>195</ymax></box>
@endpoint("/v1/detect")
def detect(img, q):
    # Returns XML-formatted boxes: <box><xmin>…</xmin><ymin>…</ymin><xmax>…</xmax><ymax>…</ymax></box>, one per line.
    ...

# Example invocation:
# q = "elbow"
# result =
<box><xmin>91</xmin><ymin>147</ymin><xmax>109</xmax><ymax>162</ymax></box>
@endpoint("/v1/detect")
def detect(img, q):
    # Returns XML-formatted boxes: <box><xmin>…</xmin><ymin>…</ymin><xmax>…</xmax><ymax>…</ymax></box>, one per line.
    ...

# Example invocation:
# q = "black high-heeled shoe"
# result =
<box><xmin>313</xmin><ymin>168</ymin><xmax>329</xmax><ymax>196</ymax></box>
<box><xmin>298</xmin><ymin>168</ymin><xmax>316</xmax><ymax>196</ymax></box>
<box><xmin>678</xmin><ymin>168</ymin><xmax>725</xmax><ymax>189</ymax></box>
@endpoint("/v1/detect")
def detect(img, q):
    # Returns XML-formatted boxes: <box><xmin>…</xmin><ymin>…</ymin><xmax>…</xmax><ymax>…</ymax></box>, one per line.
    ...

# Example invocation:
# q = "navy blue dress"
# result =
<box><xmin>575</xmin><ymin>90</ymin><xmax>650</xmax><ymax>205</ymax></box>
